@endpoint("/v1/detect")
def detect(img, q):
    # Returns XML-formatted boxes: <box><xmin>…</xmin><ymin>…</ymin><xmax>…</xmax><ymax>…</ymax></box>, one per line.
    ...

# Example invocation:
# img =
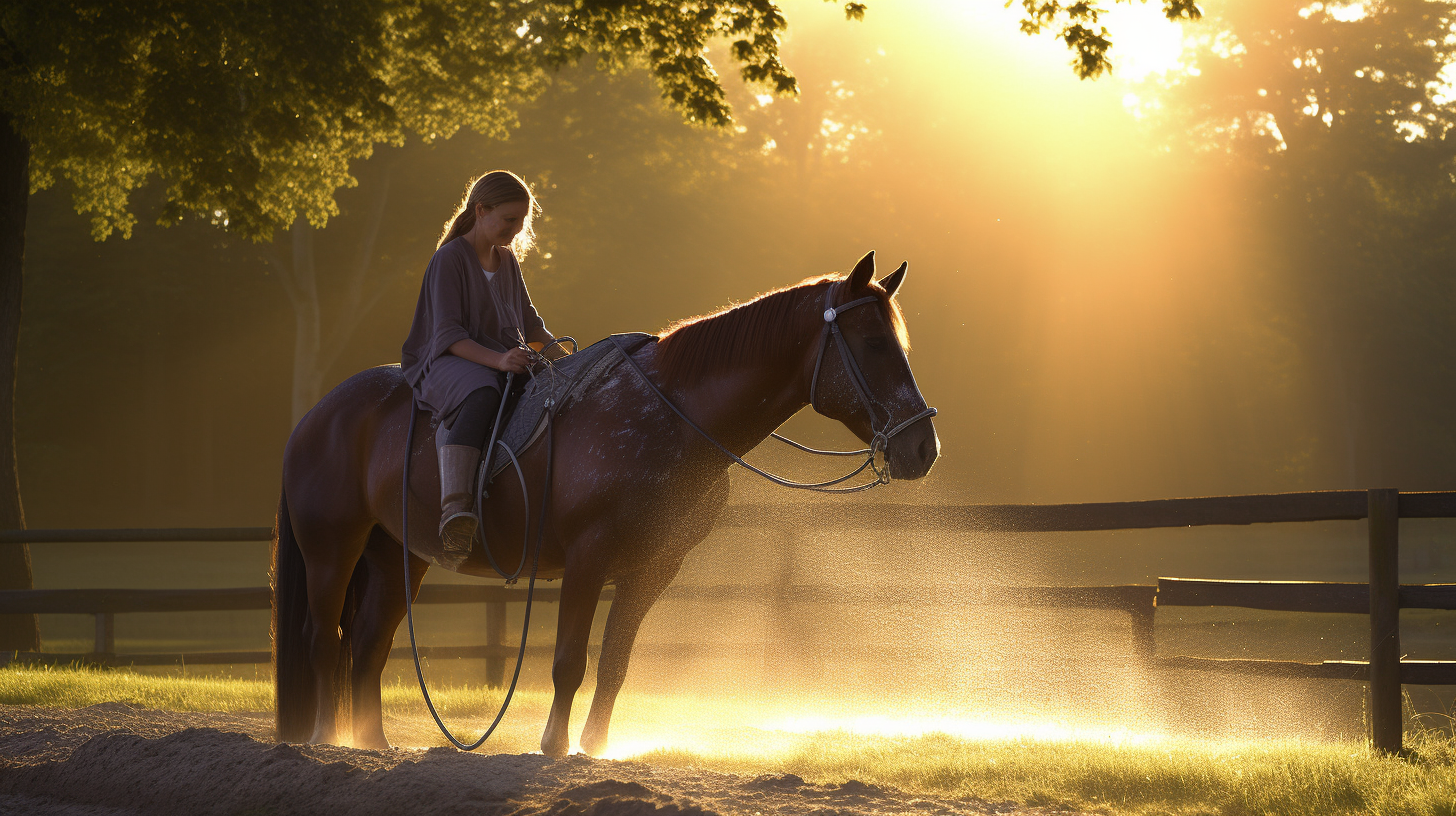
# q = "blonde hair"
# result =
<box><xmin>436</xmin><ymin>170</ymin><xmax>541</xmax><ymax>257</ymax></box>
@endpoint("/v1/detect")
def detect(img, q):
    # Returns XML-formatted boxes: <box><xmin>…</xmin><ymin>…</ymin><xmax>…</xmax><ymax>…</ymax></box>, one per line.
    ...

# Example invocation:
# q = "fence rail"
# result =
<box><xmin>8</xmin><ymin>490</ymin><xmax>1456</xmax><ymax>545</ymax></box>
<box><xmin>0</xmin><ymin>583</ymin><xmax>1156</xmax><ymax>673</ymax></box>
<box><xmin>1156</xmin><ymin>578</ymin><xmax>1456</xmax><ymax>614</ymax></box>
<box><xmin>8</xmin><ymin>488</ymin><xmax>1456</xmax><ymax>753</ymax></box>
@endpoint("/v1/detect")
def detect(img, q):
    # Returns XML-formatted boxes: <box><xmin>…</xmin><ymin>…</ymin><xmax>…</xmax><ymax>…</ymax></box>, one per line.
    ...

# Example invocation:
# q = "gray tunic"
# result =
<box><xmin>401</xmin><ymin>237</ymin><xmax>548</xmax><ymax>420</ymax></box>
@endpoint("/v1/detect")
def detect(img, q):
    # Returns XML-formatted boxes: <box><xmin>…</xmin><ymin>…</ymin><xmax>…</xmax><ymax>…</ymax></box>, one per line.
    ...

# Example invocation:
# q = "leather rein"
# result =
<box><xmin>399</xmin><ymin>337</ymin><xmax>575</xmax><ymax>751</ymax></box>
<box><xmin>614</xmin><ymin>282</ymin><xmax>937</xmax><ymax>493</ymax></box>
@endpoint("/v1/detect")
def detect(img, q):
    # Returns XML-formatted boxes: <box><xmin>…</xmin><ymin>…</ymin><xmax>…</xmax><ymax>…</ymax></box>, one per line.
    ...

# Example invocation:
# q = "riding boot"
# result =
<box><xmin>438</xmin><ymin>444</ymin><xmax>482</xmax><ymax>569</ymax></box>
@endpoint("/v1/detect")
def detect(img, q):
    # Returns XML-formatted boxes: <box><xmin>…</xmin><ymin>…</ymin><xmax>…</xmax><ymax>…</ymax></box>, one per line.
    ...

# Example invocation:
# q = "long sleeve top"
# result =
<box><xmin>400</xmin><ymin>236</ymin><xmax>548</xmax><ymax>417</ymax></box>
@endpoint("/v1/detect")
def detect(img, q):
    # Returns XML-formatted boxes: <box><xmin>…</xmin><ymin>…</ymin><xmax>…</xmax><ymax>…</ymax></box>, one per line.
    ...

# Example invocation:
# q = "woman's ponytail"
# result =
<box><xmin>436</xmin><ymin>170</ymin><xmax>540</xmax><ymax>257</ymax></box>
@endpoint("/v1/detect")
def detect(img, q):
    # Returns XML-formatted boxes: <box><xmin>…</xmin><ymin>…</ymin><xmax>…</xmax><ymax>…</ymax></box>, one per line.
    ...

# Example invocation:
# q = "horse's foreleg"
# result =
<box><xmin>350</xmin><ymin>528</ymin><xmax>427</xmax><ymax>750</ymax></box>
<box><xmin>579</xmin><ymin>561</ymin><xmax>681</xmax><ymax>757</ymax></box>
<box><xmin>541</xmin><ymin>544</ymin><xmax>608</xmax><ymax>758</ymax></box>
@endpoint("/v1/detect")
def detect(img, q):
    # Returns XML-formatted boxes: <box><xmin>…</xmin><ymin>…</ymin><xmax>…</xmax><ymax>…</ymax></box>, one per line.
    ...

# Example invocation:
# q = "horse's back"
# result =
<box><xmin>316</xmin><ymin>364</ymin><xmax>410</xmax><ymax>414</ymax></box>
<box><xmin>290</xmin><ymin>365</ymin><xmax>411</xmax><ymax>450</ymax></box>
<box><xmin>283</xmin><ymin>365</ymin><xmax>416</xmax><ymax>529</ymax></box>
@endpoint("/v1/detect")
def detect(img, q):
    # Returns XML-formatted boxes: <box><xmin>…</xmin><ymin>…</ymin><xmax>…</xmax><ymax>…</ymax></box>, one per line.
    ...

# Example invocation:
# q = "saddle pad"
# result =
<box><xmin>485</xmin><ymin>332</ymin><xmax>656</xmax><ymax>481</ymax></box>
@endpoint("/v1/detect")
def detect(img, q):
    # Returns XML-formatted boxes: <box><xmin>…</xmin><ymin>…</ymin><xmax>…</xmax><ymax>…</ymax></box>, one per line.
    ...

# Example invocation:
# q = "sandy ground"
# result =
<box><xmin>0</xmin><ymin>704</ymin><xmax>1073</xmax><ymax>816</ymax></box>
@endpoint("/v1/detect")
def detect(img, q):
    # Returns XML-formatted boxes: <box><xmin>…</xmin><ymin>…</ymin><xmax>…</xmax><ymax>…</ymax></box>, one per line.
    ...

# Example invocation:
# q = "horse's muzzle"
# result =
<box><xmin>887</xmin><ymin>417</ymin><xmax>939</xmax><ymax>480</ymax></box>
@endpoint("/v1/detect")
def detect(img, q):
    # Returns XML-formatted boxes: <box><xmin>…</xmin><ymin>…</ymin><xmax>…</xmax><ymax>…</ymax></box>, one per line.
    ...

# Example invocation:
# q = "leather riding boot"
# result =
<box><xmin>438</xmin><ymin>444</ymin><xmax>482</xmax><ymax>568</ymax></box>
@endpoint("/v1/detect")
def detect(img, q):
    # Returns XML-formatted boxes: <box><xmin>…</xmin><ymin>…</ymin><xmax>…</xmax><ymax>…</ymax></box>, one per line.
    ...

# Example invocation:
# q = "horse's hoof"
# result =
<box><xmin>579</xmin><ymin>732</ymin><xmax>607</xmax><ymax>757</ymax></box>
<box><xmin>541</xmin><ymin>735</ymin><xmax>570</xmax><ymax>759</ymax></box>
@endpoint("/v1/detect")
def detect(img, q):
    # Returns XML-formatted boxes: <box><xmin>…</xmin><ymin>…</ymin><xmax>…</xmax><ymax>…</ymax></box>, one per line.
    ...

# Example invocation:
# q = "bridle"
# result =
<box><xmin>615</xmin><ymin>280</ymin><xmax>937</xmax><ymax>493</ymax></box>
<box><xmin>807</xmin><ymin>282</ymin><xmax>939</xmax><ymax>477</ymax></box>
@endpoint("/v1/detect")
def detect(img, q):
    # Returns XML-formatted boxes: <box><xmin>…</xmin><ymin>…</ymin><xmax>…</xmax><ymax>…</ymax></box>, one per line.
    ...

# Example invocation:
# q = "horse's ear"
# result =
<box><xmin>847</xmin><ymin>250</ymin><xmax>875</xmax><ymax>292</ymax></box>
<box><xmin>878</xmin><ymin>262</ymin><xmax>907</xmax><ymax>298</ymax></box>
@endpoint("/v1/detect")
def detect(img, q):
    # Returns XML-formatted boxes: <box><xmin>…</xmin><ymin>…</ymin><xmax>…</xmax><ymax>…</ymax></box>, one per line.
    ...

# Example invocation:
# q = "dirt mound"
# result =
<box><xmin>0</xmin><ymin>704</ymin><xmax>1054</xmax><ymax>816</ymax></box>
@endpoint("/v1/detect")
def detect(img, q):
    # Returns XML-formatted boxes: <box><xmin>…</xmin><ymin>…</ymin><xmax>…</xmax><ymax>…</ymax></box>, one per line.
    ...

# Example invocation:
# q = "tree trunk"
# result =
<box><xmin>0</xmin><ymin>112</ymin><xmax>38</xmax><ymax>652</ymax></box>
<box><xmin>271</xmin><ymin>165</ymin><xmax>394</xmax><ymax>426</ymax></box>
<box><xmin>288</xmin><ymin>221</ymin><xmax>323</xmax><ymax>424</ymax></box>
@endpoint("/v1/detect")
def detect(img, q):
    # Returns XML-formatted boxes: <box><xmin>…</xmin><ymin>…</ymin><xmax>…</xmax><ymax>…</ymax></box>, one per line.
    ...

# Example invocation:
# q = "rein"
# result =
<box><xmin>399</xmin><ymin>337</ymin><xmax>574</xmax><ymax>751</ymax></box>
<box><xmin>614</xmin><ymin>283</ymin><xmax>937</xmax><ymax>493</ymax></box>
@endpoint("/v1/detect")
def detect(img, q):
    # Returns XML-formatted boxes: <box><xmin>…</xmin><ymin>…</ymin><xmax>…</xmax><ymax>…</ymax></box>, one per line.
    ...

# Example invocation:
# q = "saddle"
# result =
<box><xmin>482</xmin><ymin>332</ymin><xmax>657</xmax><ymax>482</ymax></box>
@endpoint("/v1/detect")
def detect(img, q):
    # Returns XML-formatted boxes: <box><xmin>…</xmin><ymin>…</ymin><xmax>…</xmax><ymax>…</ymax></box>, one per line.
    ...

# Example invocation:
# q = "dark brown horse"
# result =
<box><xmin>271</xmin><ymin>251</ymin><xmax>939</xmax><ymax>755</ymax></box>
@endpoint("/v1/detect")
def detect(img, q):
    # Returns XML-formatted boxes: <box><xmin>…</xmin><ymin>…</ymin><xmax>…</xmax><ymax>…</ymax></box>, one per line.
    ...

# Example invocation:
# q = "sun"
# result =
<box><xmin>902</xmin><ymin>0</ymin><xmax>1188</xmax><ymax>84</ymax></box>
<box><xmin>1103</xmin><ymin>2</ymin><xmax>1190</xmax><ymax>81</ymax></box>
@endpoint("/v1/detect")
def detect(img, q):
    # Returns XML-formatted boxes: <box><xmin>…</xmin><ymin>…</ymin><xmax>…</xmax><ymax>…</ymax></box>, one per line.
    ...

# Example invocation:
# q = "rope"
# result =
<box><xmin>399</xmin><ymin>344</ymin><xmax>564</xmax><ymax>751</ymax></box>
<box><xmin>470</xmin><ymin>335</ymin><xmax>576</xmax><ymax>582</ymax></box>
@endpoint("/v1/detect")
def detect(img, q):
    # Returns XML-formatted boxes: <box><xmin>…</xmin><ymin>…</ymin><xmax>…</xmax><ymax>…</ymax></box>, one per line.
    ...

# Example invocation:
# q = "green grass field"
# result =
<box><xmin>5</xmin><ymin>664</ymin><xmax>1456</xmax><ymax>815</ymax></box>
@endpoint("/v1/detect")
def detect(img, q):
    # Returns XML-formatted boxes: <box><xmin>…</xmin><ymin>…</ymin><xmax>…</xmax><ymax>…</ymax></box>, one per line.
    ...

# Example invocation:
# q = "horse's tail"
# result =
<box><xmin>272</xmin><ymin>486</ymin><xmax>314</xmax><ymax>742</ymax></box>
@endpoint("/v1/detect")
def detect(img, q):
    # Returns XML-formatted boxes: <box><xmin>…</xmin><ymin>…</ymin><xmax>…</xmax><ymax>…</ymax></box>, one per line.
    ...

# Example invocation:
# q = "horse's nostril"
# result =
<box><xmin>918</xmin><ymin>437</ymin><xmax>932</xmax><ymax>463</ymax></box>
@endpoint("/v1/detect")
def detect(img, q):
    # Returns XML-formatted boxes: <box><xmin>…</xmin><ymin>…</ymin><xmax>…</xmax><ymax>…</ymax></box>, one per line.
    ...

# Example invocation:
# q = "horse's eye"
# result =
<box><xmin>865</xmin><ymin>336</ymin><xmax>890</xmax><ymax>351</ymax></box>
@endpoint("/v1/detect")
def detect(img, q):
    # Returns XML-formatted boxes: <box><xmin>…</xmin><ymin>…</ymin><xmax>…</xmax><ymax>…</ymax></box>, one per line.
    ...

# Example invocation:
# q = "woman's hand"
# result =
<box><xmin>494</xmin><ymin>347</ymin><xmax>532</xmax><ymax>374</ymax></box>
<box><xmin>446</xmin><ymin>338</ymin><xmax>531</xmax><ymax>373</ymax></box>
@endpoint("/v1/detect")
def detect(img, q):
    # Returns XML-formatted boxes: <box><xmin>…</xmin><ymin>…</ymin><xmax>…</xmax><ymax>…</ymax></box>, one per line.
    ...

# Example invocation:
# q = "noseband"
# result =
<box><xmin>614</xmin><ymin>281</ymin><xmax>937</xmax><ymax>492</ymax></box>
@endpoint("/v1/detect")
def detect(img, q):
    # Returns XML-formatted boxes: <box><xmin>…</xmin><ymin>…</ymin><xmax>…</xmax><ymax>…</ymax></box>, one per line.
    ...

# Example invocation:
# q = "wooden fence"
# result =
<box><xmin>3</xmin><ymin>488</ymin><xmax>1455</xmax><ymax>753</ymax></box>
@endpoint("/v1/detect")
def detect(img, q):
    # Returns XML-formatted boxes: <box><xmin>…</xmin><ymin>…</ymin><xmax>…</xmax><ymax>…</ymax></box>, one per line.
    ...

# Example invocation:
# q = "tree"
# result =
<box><xmin>0</xmin><ymin>0</ymin><xmax>1199</xmax><ymax>649</ymax></box>
<box><xmin>1143</xmin><ymin>0</ymin><xmax>1456</xmax><ymax>485</ymax></box>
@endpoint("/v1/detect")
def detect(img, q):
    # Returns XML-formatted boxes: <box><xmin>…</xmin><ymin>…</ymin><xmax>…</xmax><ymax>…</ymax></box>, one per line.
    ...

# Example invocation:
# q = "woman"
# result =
<box><xmin>400</xmin><ymin>170</ymin><xmax>559</xmax><ymax>568</ymax></box>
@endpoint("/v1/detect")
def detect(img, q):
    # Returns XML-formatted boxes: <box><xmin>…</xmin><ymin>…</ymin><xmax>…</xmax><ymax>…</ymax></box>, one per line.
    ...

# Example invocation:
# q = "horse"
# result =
<box><xmin>271</xmin><ymin>250</ymin><xmax>940</xmax><ymax>756</ymax></box>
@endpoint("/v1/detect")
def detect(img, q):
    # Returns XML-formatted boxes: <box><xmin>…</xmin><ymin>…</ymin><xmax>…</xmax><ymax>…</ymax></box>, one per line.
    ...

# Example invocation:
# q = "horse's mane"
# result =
<box><xmin>655</xmin><ymin>273</ymin><xmax>910</xmax><ymax>386</ymax></box>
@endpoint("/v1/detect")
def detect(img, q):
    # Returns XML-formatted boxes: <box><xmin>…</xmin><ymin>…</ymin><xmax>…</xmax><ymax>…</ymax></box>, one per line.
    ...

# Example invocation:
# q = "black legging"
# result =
<box><xmin>444</xmin><ymin>386</ymin><xmax>503</xmax><ymax>450</ymax></box>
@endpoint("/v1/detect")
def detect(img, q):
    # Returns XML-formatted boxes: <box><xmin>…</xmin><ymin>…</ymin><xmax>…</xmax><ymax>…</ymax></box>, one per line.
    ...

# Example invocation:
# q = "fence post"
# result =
<box><xmin>1368</xmin><ymin>487</ymin><xmax>1401</xmax><ymax>754</ymax></box>
<box><xmin>1129</xmin><ymin>602</ymin><xmax>1155</xmax><ymax>672</ymax></box>
<box><xmin>93</xmin><ymin>611</ymin><xmax>114</xmax><ymax>663</ymax></box>
<box><xmin>485</xmin><ymin>599</ymin><xmax>506</xmax><ymax>688</ymax></box>
<box><xmin>762</xmin><ymin>526</ymin><xmax>799</xmax><ymax>684</ymax></box>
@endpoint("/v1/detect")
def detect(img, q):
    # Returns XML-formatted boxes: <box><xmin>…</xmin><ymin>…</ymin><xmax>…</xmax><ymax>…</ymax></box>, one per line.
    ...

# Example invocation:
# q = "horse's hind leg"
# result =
<box><xmin>350</xmin><ymin>526</ymin><xmax>428</xmax><ymax>750</ymax></box>
<box><xmin>298</xmin><ymin>521</ymin><xmax>371</xmax><ymax>746</ymax></box>
<box><xmin>579</xmin><ymin>559</ymin><xmax>682</xmax><ymax>757</ymax></box>
<box><xmin>541</xmin><ymin>537</ymin><xmax>609</xmax><ymax>758</ymax></box>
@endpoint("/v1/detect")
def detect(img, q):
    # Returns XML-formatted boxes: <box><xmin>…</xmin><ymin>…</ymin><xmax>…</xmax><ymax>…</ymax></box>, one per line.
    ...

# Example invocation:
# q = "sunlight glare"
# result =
<box><xmin>1434</xmin><ymin>62</ymin><xmax>1456</xmax><ymax>106</ymax></box>
<box><xmin>1103</xmin><ymin>3</ymin><xmax>1187</xmax><ymax>81</ymax></box>
<box><xmin>764</xmin><ymin>714</ymin><xmax>1166</xmax><ymax>746</ymax></box>
<box><xmin>595</xmin><ymin>714</ymin><xmax>1167</xmax><ymax>760</ymax></box>
<box><xmin>1327</xmin><ymin>3</ymin><xmax>1369</xmax><ymax>23</ymax></box>
<box><xmin>598</xmin><ymin>738</ymin><xmax>686</xmax><ymax>760</ymax></box>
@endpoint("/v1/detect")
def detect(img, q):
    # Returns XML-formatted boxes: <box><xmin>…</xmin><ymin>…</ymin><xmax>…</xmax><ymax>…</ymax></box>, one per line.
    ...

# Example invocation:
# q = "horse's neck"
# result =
<box><xmin>665</xmin><ymin>296</ymin><xmax>821</xmax><ymax>456</ymax></box>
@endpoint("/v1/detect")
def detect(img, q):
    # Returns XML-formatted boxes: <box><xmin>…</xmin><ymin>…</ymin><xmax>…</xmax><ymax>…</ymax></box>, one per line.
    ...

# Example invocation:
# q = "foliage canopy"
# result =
<box><xmin>0</xmin><ymin>0</ymin><xmax>820</xmax><ymax>241</ymax></box>
<box><xmin>1</xmin><ymin>0</ymin><xmax>1199</xmax><ymax>243</ymax></box>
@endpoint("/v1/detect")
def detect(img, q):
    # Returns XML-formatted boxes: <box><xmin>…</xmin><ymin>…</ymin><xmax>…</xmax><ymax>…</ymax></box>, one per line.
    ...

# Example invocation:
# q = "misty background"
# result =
<box><xmin>19</xmin><ymin>0</ymin><xmax>1456</xmax><ymax>739</ymax></box>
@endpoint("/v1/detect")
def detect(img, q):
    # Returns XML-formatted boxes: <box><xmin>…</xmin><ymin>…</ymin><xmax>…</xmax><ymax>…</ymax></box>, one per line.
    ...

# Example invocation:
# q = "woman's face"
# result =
<box><xmin>474</xmin><ymin>199</ymin><xmax>530</xmax><ymax>247</ymax></box>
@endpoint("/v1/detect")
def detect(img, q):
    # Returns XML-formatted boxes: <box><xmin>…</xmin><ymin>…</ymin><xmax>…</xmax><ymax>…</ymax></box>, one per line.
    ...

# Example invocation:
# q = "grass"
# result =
<box><xmin>643</xmin><ymin>732</ymin><xmax>1456</xmax><ymax>816</ymax></box>
<box><xmin>6</xmin><ymin>665</ymin><xmax>1456</xmax><ymax>816</ymax></box>
<box><xmin>0</xmin><ymin>663</ymin><xmax>272</xmax><ymax>712</ymax></box>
